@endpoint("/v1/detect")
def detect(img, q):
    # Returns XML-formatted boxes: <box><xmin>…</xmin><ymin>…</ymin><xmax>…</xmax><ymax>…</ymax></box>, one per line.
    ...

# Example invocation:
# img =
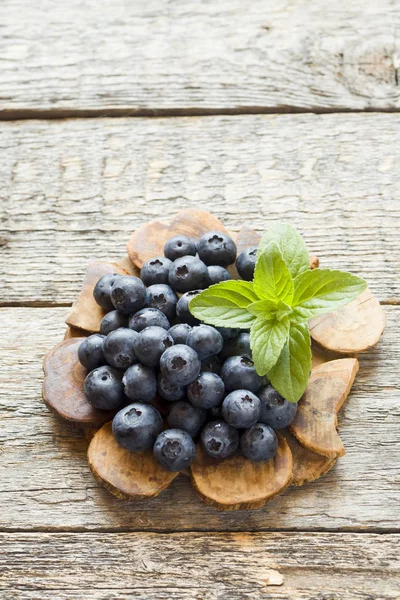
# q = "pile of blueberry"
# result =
<box><xmin>78</xmin><ymin>231</ymin><xmax>297</xmax><ymax>472</ymax></box>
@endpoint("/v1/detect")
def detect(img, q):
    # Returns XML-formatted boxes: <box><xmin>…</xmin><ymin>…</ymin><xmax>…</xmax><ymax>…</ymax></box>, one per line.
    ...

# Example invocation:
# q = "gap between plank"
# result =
<box><xmin>0</xmin><ymin>300</ymin><xmax>397</xmax><ymax>308</ymax></box>
<box><xmin>1</xmin><ymin>526</ymin><xmax>399</xmax><ymax>534</ymax></box>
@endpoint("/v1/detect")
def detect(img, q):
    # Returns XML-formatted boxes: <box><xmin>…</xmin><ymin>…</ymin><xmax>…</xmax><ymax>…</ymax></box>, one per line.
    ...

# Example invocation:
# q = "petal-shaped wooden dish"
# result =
<box><xmin>43</xmin><ymin>209</ymin><xmax>385</xmax><ymax>510</ymax></box>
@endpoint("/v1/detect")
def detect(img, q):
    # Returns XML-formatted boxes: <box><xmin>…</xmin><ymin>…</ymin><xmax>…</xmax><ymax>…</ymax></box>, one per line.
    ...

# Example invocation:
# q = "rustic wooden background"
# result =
<box><xmin>1</xmin><ymin>1</ymin><xmax>400</xmax><ymax>598</ymax></box>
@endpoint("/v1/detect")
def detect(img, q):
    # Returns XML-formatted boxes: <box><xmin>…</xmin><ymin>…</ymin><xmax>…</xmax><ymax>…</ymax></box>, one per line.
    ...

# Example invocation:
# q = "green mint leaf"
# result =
<box><xmin>247</xmin><ymin>299</ymin><xmax>278</xmax><ymax>318</ymax></box>
<box><xmin>292</xmin><ymin>268</ymin><xmax>367</xmax><ymax>321</ymax></box>
<box><xmin>189</xmin><ymin>280</ymin><xmax>259</xmax><ymax>328</ymax></box>
<box><xmin>253</xmin><ymin>242</ymin><xmax>294</xmax><ymax>304</ymax></box>
<box><xmin>250</xmin><ymin>316</ymin><xmax>290</xmax><ymax>375</ymax></box>
<box><xmin>258</xmin><ymin>222</ymin><xmax>309</xmax><ymax>279</ymax></box>
<box><xmin>267</xmin><ymin>321</ymin><xmax>311</xmax><ymax>403</ymax></box>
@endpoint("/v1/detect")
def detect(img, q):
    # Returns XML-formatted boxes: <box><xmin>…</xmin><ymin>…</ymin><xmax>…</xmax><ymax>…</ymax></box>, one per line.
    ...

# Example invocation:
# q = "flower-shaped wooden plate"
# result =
<box><xmin>42</xmin><ymin>209</ymin><xmax>385</xmax><ymax>510</ymax></box>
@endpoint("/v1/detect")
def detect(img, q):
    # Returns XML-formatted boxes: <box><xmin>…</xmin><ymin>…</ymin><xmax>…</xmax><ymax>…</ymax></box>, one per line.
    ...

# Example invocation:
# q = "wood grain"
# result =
<box><xmin>2</xmin><ymin>0</ymin><xmax>400</xmax><ymax>113</ymax></box>
<box><xmin>0</xmin><ymin>306</ymin><xmax>398</xmax><ymax>531</ymax></box>
<box><xmin>1</xmin><ymin>115</ymin><xmax>400</xmax><ymax>305</ymax></box>
<box><xmin>1</xmin><ymin>532</ymin><xmax>399</xmax><ymax>600</ymax></box>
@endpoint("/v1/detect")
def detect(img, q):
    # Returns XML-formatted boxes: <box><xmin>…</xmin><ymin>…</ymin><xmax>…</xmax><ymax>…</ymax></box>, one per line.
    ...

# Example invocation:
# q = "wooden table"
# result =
<box><xmin>1</xmin><ymin>2</ymin><xmax>400</xmax><ymax>598</ymax></box>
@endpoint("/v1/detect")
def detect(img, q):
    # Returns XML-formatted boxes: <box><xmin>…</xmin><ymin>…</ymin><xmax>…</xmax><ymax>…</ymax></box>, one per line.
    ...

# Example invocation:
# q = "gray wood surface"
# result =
<box><xmin>1</xmin><ymin>114</ymin><xmax>399</xmax><ymax>305</ymax></box>
<box><xmin>2</xmin><ymin>0</ymin><xmax>400</xmax><ymax>114</ymax></box>
<box><xmin>1</xmin><ymin>532</ymin><xmax>399</xmax><ymax>600</ymax></box>
<box><xmin>1</xmin><ymin>305</ymin><xmax>398</xmax><ymax>531</ymax></box>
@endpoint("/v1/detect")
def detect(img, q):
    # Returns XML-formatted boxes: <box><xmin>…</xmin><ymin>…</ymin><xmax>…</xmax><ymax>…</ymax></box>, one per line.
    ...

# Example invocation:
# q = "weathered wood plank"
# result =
<box><xmin>1</xmin><ymin>114</ymin><xmax>399</xmax><ymax>303</ymax></box>
<box><xmin>2</xmin><ymin>0</ymin><xmax>400</xmax><ymax>113</ymax></box>
<box><xmin>1</xmin><ymin>306</ymin><xmax>399</xmax><ymax>531</ymax></box>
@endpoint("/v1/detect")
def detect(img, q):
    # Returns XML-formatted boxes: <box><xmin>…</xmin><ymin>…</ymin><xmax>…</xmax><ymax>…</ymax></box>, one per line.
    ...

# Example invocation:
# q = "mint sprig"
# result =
<box><xmin>189</xmin><ymin>222</ymin><xmax>367</xmax><ymax>402</ymax></box>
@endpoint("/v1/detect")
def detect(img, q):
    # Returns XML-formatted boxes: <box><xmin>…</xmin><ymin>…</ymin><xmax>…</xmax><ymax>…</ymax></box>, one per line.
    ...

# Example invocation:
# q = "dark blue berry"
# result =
<box><xmin>122</xmin><ymin>363</ymin><xmax>157</xmax><ymax>403</ymax></box>
<box><xmin>219</xmin><ymin>332</ymin><xmax>252</xmax><ymax>361</ymax></box>
<box><xmin>216</xmin><ymin>326</ymin><xmax>240</xmax><ymax>341</ymax></box>
<box><xmin>197</xmin><ymin>231</ymin><xmax>237</xmax><ymax>266</ymax></box>
<box><xmin>160</xmin><ymin>344</ymin><xmax>201</xmax><ymax>386</ymax></box>
<box><xmin>168</xmin><ymin>323</ymin><xmax>192</xmax><ymax>344</ymax></box>
<box><xmin>221</xmin><ymin>355</ymin><xmax>262</xmax><ymax>392</ymax></box>
<box><xmin>145</xmin><ymin>284</ymin><xmax>178</xmax><ymax>321</ymax></box>
<box><xmin>133</xmin><ymin>326</ymin><xmax>173</xmax><ymax>367</ymax></box>
<box><xmin>78</xmin><ymin>334</ymin><xmax>106</xmax><ymax>371</ymax></box>
<box><xmin>167</xmin><ymin>401</ymin><xmax>207</xmax><ymax>437</ymax></box>
<box><xmin>93</xmin><ymin>274</ymin><xmax>124</xmax><ymax>311</ymax></box>
<box><xmin>100</xmin><ymin>310</ymin><xmax>129</xmax><ymax>335</ymax></box>
<box><xmin>140</xmin><ymin>256</ymin><xmax>172</xmax><ymax>286</ymax></box>
<box><xmin>257</xmin><ymin>385</ymin><xmax>297</xmax><ymax>429</ymax></box>
<box><xmin>236</xmin><ymin>247</ymin><xmax>258</xmax><ymax>281</ymax></box>
<box><xmin>176</xmin><ymin>290</ymin><xmax>202</xmax><ymax>325</ymax></box>
<box><xmin>201</xmin><ymin>420</ymin><xmax>239</xmax><ymax>459</ymax></box>
<box><xmin>154</xmin><ymin>429</ymin><xmax>196</xmax><ymax>471</ymax></box>
<box><xmin>187</xmin><ymin>325</ymin><xmax>224</xmax><ymax>360</ymax></box>
<box><xmin>164</xmin><ymin>235</ymin><xmax>196</xmax><ymax>261</ymax></box>
<box><xmin>129</xmin><ymin>307</ymin><xmax>170</xmax><ymax>332</ymax></box>
<box><xmin>112</xmin><ymin>403</ymin><xmax>162</xmax><ymax>452</ymax></box>
<box><xmin>222</xmin><ymin>390</ymin><xmax>261</xmax><ymax>428</ymax></box>
<box><xmin>187</xmin><ymin>372</ymin><xmax>225</xmax><ymax>409</ymax></box>
<box><xmin>207</xmin><ymin>265</ymin><xmax>231</xmax><ymax>284</ymax></box>
<box><xmin>169</xmin><ymin>256</ymin><xmax>210</xmax><ymax>293</ymax></box>
<box><xmin>240</xmin><ymin>423</ymin><xmax>278</xmax><ymax>462</ymax></box>
<box><xmin>103</xmin><ymin>328</ymin><xmax>138</xmax><ymax>371</ymax></box>
<box><xmin>200</xmin><ymin>355</ymin><xmax>222</xmax><ymax>375</ymax></box>
<box><xmin>157</xmin><ymin>374</ymin><xmax>186</xmax><ymax>402</ymax></box>
<box><xmin>110</xmin><ymin>276</ymin><xmax>146</xmax><ymax>315</ymax></box>
<box><xmin>84</xmin><ymin>366</ymin><xmax>124</xmax><ymax>410</ymax></box>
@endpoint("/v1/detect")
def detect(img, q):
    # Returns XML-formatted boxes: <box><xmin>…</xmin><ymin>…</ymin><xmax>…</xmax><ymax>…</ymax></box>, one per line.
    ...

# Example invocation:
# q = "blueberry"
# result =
<box><xmin>110</xmin><ymin>276</ymin><xmax>146</xmax><ymax>315</ymax></box>
<box><xmin>240</xmin><ymin>423</ymin><xmax>278</xmax><ymax>462</ymax></box>
<box><xmin>236</xmin><ymin>246</ymin><xmax>258</xmax><ymax>281</ymax></box>
<box><xmin>168</xmin><ymin>323</ymin><xmax>192</xmax><ymax>344</ymax></box>
<box><xmin>160</xmin><ymin>344</ymin><xmax>201</xmax><ymax>386</ymax></box>
<box><xmin>197</xmin><ymin>231</ymin><xmax>237</xmax><ymax>266</ymax></box>
<box><xmin>176</xmin><ymin>290</ymin><xmax>202</xmax><ymax>325</ymax></box>
<box><xmin>207</xmin><ymin>265</ymin><xmax>231</xmax><ymax>284</ymax></box>
<box><xmin>187</xmin><ymin>372</ymin><xmax>225</xmax><ymax>409</ymax></box>
<box><xmin>140</xmin><ymin>256</ymin><xmax>172</xmax><ymax>286</ymax></box>
<box><xmin>219</xmin><ymin>332</ymin><xmax>252</xmax><ymax>361</ymax></box>
<box><xmin>169</xmin><ymin>256</ymin><xmax>210</xmax><ymax>293</ymax></box>
<box><xmin>103</xmin><ymin>328</ymin><xmax>138</xmax><ymax>371</ymax></box>
<box><xmin>221</xmin><ymin>355</ymin><xmax>262</xmax><ymax>393</ymax></box>
<box><xmin>122</xmin><ymin>363</ymin><xmax>157</xmax><ymax>403</ymax></box>
<box><xmin>154</xmin><ymin>429</ymin><xmax>196</xmax><ymax>471</ymax></box>
<box><xmin>133</xmin><ymin>326</ymin><xmax>173</xmax><ymax>367</ymax></box>
<box><xmin>112</xmin><ymin>403</ymin><xmax>163</xmax><ymax>452</ymax></box>
<box><xmin>93</xmin><ymin>274</ymin><xmax>124</xmax><ymax>311</ymax></box>
<box><xmin>157</xmin><ymin>374</ymin><xmax>186</xmax><ymax>402</ymax></box>
<box><xmin>187</xmin><ymin>325</ymin><xmax>224</xmax><ymax>360</ymax></box>
<box><xmin>145</xmin><ymin>284</ymin><xmax>178</xmax><ymax>321</ymax></box>
<box><xmin>167</xmin><ymin>401</ymin><xmax>207</xmax><ymax>437</ymax></box>
<box><xmin>222</xmin><ymin>389</ymin><xmax>261</xmax><ymax>428</ymax></box>
<box><xmin>200</xmin><ymin>355</ymin><xmax>222</xmax><ymax>375</ymax></box>
<box><xmin>129</xmin><ymin>307</ymin><xmax>170</xmax><ymax>332</ymax></box>
<box><xmin>201</xmin><ymin>420</ymin><xmax>239</xmax><ymax>459</ymax></box>
<box><xmin>164</xmin><ymin>235</ymin><xmax>197</xmax><ymax>261</ymax></box>
<box><xmin>257</xmin><ymin>385</ymin><xmax>297</xmax><ymax>429</ymax></box>
<box><xmin>216</xmin><ymin>326</ymin><xmax>240</xmax><ymax>341</ymax></box>
<box><xmin>84</xmin><ymin>366</ymin><xmax>124</xmax><ymax>410</ymax></box>
<box><xmin>100</xmin><ymin>310</ymin><xmax>129</xmax><ymax>335</ymax></box>
<box><xmin>208</xmin><ymin>406</ymin><xmax>223</xmax><ymax>420</ymax></box>
<box><xmin>78</xmin><ymin>334</ymin><xmax>106</xmax><ymax>371</ymax></box>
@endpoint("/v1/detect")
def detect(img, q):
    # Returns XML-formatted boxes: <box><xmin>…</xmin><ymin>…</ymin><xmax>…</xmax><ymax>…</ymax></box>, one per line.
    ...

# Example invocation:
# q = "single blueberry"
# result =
<box><xmin>222</xmin><ymin>389</ymin><xmax>261</xmax><ymax>428</ymax></box>
<box><xmin>216</xmin><ymin>326</ymin><xmax>240</xmax><ymax>341</ymax></box>
<box><xmin>78</xmin><ymin>334</ymin><xmax>106</xmax><ymax>371</ymax></box>
<box><xmin>133</xmin><ymin>326</ymin><xmax>174</xmax><ymax>367</ymax></box>
<box><xmin>110</xmin><ymin>276</ymin><xmax>146</xmax><ymax>315</ymax></box>
<box><xmin>122</xmin><ymin>363</ymin><xmax>157</xmax><ymax>403</ymax></box>
<box><xmin>200</xmin><ymin>355</ymin><xmax>222</xmax><ymax>375</ymax></box>
<box><xmin>157</xmin><ymin>374</ymin><xmax>186</xmax><ymax>402</ymax></box>
<box><xmin>145</xmin><ymin>283</ymin><xmax>178</xmax><ymax>321</ymax></box>
<box><xmin>84</xmin><ymin>366</ymin><xmax>124</xmax><ymax>410</ymax></box>
<box><xmin>187</xmin><ymin>372</ymin><xmax>225</xmax><ymax>409</ymax></box>
<box><xmin>93</xmin><ymin>274</ymin><xmax>124</xmax><ymax>311</ymax></box>
<box><xmin>187</xmin><ymin>324</ymin><xmax>224</xmax><ymax>360</ymax></box>
<box><xmin>219</xmin><ymin>332</ymin><xmax>252</xmax><ymax>361</ymax></box>
<box><xmin>100</xmin><ymin>310</ymin><xmax>129</xmax><ymax>335</ymax></box>
<box><xmin>154</xmin><ymin>429</ymin><xmax>196</xmax><ymax>471</ymax></box>
<box><xmin>164</xmin><ymin>235</ymin><xmax>197</xmax><ymax>261</ymax></box>
<box><xmin>112</xmin><ymin>403</ymin><xmax>163</xmax><ymax>452</ymax></box>
<box><xmin>201</xmin><ymin>420</ymin><xmax>239</xmax><ymax>459</ymax></box>
<box><xmin>169</xmin><ymin>256</ymin><xmax>210</xmax><ymax>293</ymax></box>
<box><xmin>207</xmin><ymin>265</ymin><xmax>231</xmax><ymax>284</ymax></box>
<box><xmin>160</xmin><ymin>344</ymin><xmax>201</xmax><ymax>386</ymax></box>
<box><xmin>168</xmin><ymin>323</ymin><xmax>192</xmax><ymax>344</ymax></box>
<box><xmin>176</xmin><ymin>290</ymin><xmax>202</xmax><ymax>325</ymax></box>
<box><xmin>257</xmin><ymin>385</ymin><xmax>297</xmax><ymax>429</ymax></box>
<box><xmin>103</xmin><ymin>328</ymin><xmax>139</xmax><ymax>371</ymax></box>
<box><xmin>167</xmin><ymin>401</ymin><xmax>207</xmax><ymax>437</ymax></box>
<box><xmin>221</xmin><ymin>355</ymin><xmax>262</xmax><ymax>392</ymax></box>
<box><xmin>129</xmin><ymin>307</ymin><xmax>170</xmax><ymax>332</ymax></box>
<box><xmin>240</xmin><ymin>423</ymin><xmax>278</xmax><ymax>462</ymax></box>
<box><xmin>197</xmin><ymin>231</ymin><xmax>237</xmax><ymax>266</ymax></box>
<box><xmin>140</xmin><ymin>256</ymin><xmax>172</xmax><ymax>287</ymax></box>
<box><xmin>236</xmin><ymin>246</ymin><xmax>258</xmax><ymax>281</ymax></box>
